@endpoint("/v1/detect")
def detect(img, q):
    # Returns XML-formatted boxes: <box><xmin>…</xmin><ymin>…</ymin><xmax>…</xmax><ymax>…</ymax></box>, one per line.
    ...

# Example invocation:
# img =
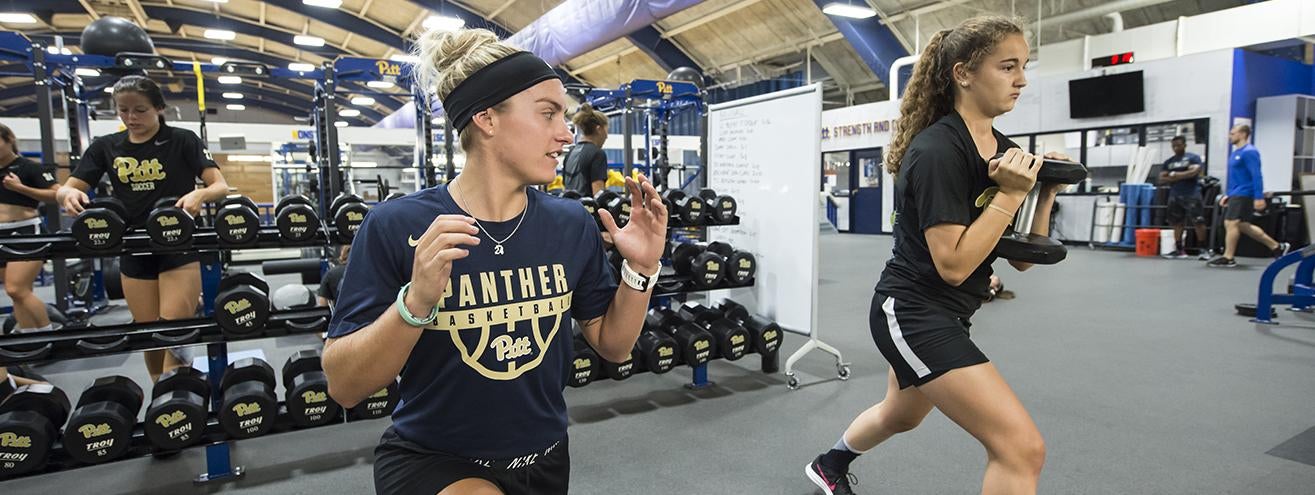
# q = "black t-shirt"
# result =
<box><xmin>73</xmin><ymin>124</ymin><xmax>217</xmax><ymax>226</ymax></box>
<box><xmin>326</xmin><ymin>185</ymin><xmax>617</xmax><ymax>459</ymax></box>
<box><xmin>0</xmin><ymin>156</ymin><xmax>56</xmax><ymax>209</ymax></box>
<box><xmin>562</xmin><ymin>141</ymin><xmax>607</xmax><ymax>196</ymax></box>
<box><xmin>875</xmin><ymin>111</ymin><xmax>1019</xmax><ymax>318</ymax></box>
<box><xmin>317</xmin><ymin>264</ymin><xmax>346</xmax><ymax>301</ymax></box>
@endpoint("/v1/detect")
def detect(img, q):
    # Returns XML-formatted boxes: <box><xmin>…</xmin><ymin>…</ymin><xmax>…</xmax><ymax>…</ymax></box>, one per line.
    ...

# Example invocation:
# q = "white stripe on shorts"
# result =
<box><xmin>882</xmin><ymin>296</ymin><xmax>931</xmax><ymax>378</ymax></box>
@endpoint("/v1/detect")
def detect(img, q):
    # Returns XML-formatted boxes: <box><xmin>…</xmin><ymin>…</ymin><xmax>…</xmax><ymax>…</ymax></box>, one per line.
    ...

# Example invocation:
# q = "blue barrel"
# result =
<box><xmin>1137</xmin><ymin>185</ymin><xmax>1155</xmax><ymax>230</ymax></box>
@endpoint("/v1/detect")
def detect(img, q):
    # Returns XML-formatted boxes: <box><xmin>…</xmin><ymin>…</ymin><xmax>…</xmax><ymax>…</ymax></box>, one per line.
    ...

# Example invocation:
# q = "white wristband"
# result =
<box><xmin>620</xmin><ymin>259</ymin><xmax>661</xmax><ymax>292</ymax></box>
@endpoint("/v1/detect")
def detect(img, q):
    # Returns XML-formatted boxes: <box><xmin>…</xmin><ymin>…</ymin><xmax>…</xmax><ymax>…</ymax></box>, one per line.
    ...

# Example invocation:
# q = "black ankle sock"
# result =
<box><xmin>818</xmin><ymin>438</ymin><xmax>862</xmax><ymax>472</ymax></box>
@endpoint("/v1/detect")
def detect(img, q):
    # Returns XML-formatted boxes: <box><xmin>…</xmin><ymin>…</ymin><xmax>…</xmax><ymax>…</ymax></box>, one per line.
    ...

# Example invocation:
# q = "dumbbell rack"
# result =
<box><xmin>0</xmin><ymin>229</ymin><xmax>345</xmax><ymax>484</ymax></box>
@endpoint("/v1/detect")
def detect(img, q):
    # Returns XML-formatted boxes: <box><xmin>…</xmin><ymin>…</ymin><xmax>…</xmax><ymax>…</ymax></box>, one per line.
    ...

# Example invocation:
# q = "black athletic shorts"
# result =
<box><xmin>1165</xmin><ymin>195</ymin><xmax>1206</xmax><ymax>225</ymax></box>
<box><xmin>0</xmin><ymin>218</ymin><xmax>45</xmax><ymax>268</ymax></box>
<box><xmin>870</xmin><ymin>292</ymin><xmax>989</xmax><ymax>389</ymax></box>
<box><xmin>374</xmin><ymin>426</ymin><xmax>570</xmax><ymax>495</ymax></box>
<box><xmin>119</xmin><ymin>253</ymin><xmax>200</xmax><ymax>280</ymax></box>
<box><xmin>1224</xmin><ymin>195</ymin><xmax>1256</xmax><ymax>222</ymax></box>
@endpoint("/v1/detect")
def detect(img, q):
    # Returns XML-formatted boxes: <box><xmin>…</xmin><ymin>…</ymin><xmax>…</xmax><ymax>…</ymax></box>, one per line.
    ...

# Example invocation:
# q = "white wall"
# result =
<box><xmin>996</xmin><ymin>49</ymin><xmax>1235</xmax><ymax>175</ymax></box>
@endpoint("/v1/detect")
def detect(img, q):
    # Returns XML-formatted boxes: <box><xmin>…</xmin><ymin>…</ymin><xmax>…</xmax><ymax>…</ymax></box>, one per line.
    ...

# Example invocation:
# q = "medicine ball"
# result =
<box><xmin>666</xmin><ymin>67</ymin><xmax>703</xmax><ymax>89</ymax></box>
<box><xmin>80</xmin><ymin>17</ymin><xmax>155</xmax><ymax>57</ymax></box>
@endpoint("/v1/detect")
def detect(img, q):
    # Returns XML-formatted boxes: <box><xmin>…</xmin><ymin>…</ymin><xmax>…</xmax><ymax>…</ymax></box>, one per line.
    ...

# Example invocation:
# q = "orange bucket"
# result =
<box><xmin>1135</xmin><ymin>229</ymin><xmax>1160</xmax><ymax>257</ymax></box>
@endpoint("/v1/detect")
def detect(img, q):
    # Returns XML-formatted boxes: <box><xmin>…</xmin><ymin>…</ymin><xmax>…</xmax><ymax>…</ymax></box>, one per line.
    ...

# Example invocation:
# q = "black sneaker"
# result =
<box><xmin>806</xmin><ymin>455</ymin><xmax>858</xmax><ymax>495</ymax></box>
<box><xmin>1207</xmin><ymin>257</ymin><xmax>1238</xmax><ymax>268</ymax></box>
<box><xmin>1273</xmin><ymin>242</ymin><xmax>1291</xmax><ymax>258</ymax></box>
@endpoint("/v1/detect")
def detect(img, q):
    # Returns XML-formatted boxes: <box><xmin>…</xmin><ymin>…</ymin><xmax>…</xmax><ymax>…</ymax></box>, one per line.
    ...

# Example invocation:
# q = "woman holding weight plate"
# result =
<box><xmin>806</xmin><ymin>16</ymin><xmax>1070</xmax><ymax>495</ymax></box>
<box><xmin>55</xmin><ymin>75</ymin><xmax>231</xmax><ymax>382</ymax></box>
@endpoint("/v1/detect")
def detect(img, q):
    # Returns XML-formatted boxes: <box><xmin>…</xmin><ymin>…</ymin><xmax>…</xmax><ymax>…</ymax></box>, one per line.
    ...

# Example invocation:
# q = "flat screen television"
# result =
<box><xmin>1068</xmin><ymin>71</ymin><xmax>1144</xmax><ymax>118</ymax></box>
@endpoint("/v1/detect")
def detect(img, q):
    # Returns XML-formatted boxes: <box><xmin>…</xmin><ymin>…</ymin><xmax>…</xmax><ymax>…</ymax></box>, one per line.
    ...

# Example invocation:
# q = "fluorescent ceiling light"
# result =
<box><xmin>204</xmin><ymin>29</ymin><xmax>237</xmax><ymax>41</ymax></box>
<box><xmin>226</xmin><ymin>104</ymin><xmax>246</xmax><ymax>111</ymax></box>
<box><xmin>211</xmin><ymin>57</ymin><xmax>229</xmax><ymax>65</ymax></box>
<box><xmin>366</xmin><ymin>80</ymin><xmax>394</xmax><ymax>89</ymax></box>
<box><xmin>334</xmin><ymin>121</ymin><xmax>348</xmax><ymax>128</ymax></box>
<box><xmin>0</xmin><ymin>13</ymin><xmax>38</xmax><ymax>24</ymax></box>
<box><xmin>821</xmin><ymin>2</ymin><xmax>876</xmax><ymax>19</ymax></box>
<box><xmin>338</xmin><ymin>109</ymin><xmax>361</xmax><ymax>117</ymax></box>
<box><xmin>293</xmin><ymin>35</ymin><xmax>325</xmax><ymax>47</ymax></box>
<box><xmin>351</xmin><ymin>161</ymin><xmax>378</xmax><ymax>168</ymax></box>
<box><xmin>218</xmin><ymin>76</ymin><xmax>242</xmax><ymax>84</ymax></box>
<box><xmin>75</xmin><ymin>68</ymin><xmax>101</xmax><ymax>77</ymax></box>
<box><xmin>288</xmin><ymin>62</ymin><xmax>315</xmax><ymax>72</ymax></box>
<box><xmin>222</xmin><ymin>92</ymin><xmax>243</xmax><ymax>99</ymax></box>
<box><xmin>389</xmin><ymin>54</ymin><xmax>420</xmax><ymax>64</ymax></box>
<box><xmin>351</xmin><ymin>96</ymin><xmax>375</xmax><ymax>106</ymax></box>
<box><xmin>103</xmin><ymin>87</ymin><xmax>114</xmax><ymax>93</ymax></box>
<box><xmin>423</xmin><ymin>15</ymin><xmax>464</xmax><ymax>32</ymax></box>
<box><xmin>302</xmin><ymin>0</ymin><xmax>342</xmax><ymax>7</ymax></box>
<box><xmin>227</xmin><ymin>155</ymin><xmax>272</xmax><ymax>162</ymax></box>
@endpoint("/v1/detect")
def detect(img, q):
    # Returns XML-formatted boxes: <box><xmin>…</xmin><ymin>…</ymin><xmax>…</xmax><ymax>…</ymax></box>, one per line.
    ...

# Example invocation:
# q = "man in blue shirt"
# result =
<box><xmin>1157</xmin><ymin>136</ymin><xmax>1207</xmax><ymax>259</ymax></box>
<box><xmin>1207</xmin><ymin>124</ymin><xmax>1288</xmax><ymax>267</ymax></box>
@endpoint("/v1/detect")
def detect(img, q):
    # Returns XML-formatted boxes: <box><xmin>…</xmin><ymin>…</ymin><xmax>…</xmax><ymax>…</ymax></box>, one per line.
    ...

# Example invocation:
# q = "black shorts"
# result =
<box><xmin>119</xmin><ymin>253</ymin><xmax>200</xmax><ymax>280</ymax></box>
<box><xmin>1165</xmin><ymin>195</ymin><xmax>1206</xmax><ymax>225</ymax></box>
<box><xmin>0</xmin><ymin>218</ymin><xmax>45</xmax><ymax>269</ymax></box>
<box><xmin>374</xmin><ymin>427</ymin><xmax>569</xmax><ymax>495</ymax></box>
<box><xmin>1224</xmin><ymin>195</ymin><xmax>1256</xmax><ymax>222</ymax></box>
<box><xmin>870</xmin><ymin>293</ymin><xmax>989</xmax><ymax>389</ymax></box>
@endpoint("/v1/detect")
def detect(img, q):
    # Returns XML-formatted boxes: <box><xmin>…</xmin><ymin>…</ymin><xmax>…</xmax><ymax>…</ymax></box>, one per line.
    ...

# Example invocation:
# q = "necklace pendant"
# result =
<box><xmin>493</xmin><ymin>244</ymin><xmax>505</xmax><ymax>256</ymax></box>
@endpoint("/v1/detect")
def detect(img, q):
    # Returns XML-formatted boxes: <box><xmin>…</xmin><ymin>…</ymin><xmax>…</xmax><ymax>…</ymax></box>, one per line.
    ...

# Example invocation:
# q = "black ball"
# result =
<box><xmin>666</xmin><ymin>67</ymin><xmax>703</xmax><ymax>89</ymax></box>
<box><xmin>81</xmin><ymin>17</ymin><xmax>155</xmax><ymax>57</ymax></box>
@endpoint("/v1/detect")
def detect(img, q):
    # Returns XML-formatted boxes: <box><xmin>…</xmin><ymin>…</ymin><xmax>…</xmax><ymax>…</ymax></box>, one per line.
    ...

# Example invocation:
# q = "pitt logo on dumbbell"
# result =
<box><xmin>78</xmin><ymin>423</ymin><xmax>111</xmax><ymax>439</ymax></box>
<box><xmin>302</xmin><ymin>390</ymin><xmax>328</xmax><ymax>404</ymax></box>
<box><xmin>0</xmin><ymin>432</ymin><xmax>31</xmax><ymax>448</ymax></box>
<box><xmin>234</xmin><ymin>402</ymin><xmax>263</xmax><ymax>417</ymax></box>
<box><xmin>84</xmin><ymin>218</ymin><xmax>108</xmax><ymax>229</ymax></box>
<box><xmin>155</xmin><ymin>410</ymin><xmax>186</xmax><ymax>428</ymax></box>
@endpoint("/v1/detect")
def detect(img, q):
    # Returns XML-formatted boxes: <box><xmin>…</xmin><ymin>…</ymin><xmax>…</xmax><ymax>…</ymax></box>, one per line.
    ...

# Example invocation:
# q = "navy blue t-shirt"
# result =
<box><xmin>1161</xmin><ymin>152</ymin><xmax>1203</xmax><ymax>197</ymax></box>
<box><xmin>326</xmin><ymin>185</ymin><xmax>617</xmax><ymax>459</ymax></box>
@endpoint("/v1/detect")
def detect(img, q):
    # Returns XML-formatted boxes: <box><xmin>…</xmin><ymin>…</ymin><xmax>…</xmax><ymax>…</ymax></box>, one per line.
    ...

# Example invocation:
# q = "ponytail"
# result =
<box><xmin>884</xmin><ymin>16</ymin><xmax>1024</xmax><ymax>175</ymax></box>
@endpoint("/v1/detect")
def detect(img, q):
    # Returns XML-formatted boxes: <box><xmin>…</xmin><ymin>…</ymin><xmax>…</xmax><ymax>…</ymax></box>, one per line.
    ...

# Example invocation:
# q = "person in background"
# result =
<box><xmin>56</xmin><ymin>76</ymin><xmax>231</xmax><ymax>381</ymax></box>
<box><xmin>317</xmin><ymin>244</ymin><xmax>350</xmax><ymax>308</ymax></box>
<box><xmin>1157</xmin><ymin>136</ymin><xmax>1208</xmax><ymax>259</ymax></box>
<box><xmin>0</xmin><ymin>123</ymin><xmax>60</xmax><ymax>334</ymax></box>
<box><xmin>1207</xmin><ymin>124</ymin><xmax>1288</xmax><ymax>268</ymax></box>
<box><xmin>562</xmin><ymin>104</ymin><xmax>609</xmax><ymax>197</ymax></box>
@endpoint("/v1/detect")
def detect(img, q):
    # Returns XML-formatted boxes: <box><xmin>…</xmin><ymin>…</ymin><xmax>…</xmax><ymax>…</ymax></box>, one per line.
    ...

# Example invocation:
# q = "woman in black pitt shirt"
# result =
<box><xmin>56</xmin><ymin>76</ymin><xmax>231</xmax><ymax>382</ymax></box>
<box><xmin>0</xmin><ymin>123</ymin><xmax>60</xmax><ymax>334</ymax></box>
<box><xmin>806</xmin><ymin>16</ymin><xmax>1071</xmax><ymax>495</ymax></box>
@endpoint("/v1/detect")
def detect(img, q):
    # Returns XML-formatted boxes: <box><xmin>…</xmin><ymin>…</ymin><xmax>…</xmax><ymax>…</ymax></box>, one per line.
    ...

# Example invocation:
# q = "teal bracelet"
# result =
<box><xmin>395</xmin><ymin>282</ymin><xmax>440</xmax><ymax>327</ymax></box>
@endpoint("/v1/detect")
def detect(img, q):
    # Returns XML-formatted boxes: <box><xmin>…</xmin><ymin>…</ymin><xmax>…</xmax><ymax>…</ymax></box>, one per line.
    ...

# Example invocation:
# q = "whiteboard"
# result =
<box><xmin>707</xmin><ymin>84</ymin><xmax>822</xmax><ymax>336</ymax></box>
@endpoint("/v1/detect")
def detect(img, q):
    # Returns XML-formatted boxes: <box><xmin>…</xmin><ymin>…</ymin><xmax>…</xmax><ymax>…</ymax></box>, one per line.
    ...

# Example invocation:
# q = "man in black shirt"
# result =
<box><xmin>562</xmin><ymin>104</ymin><xmax>609</xmax><ymax>196</ymax></box>
<box><xmin>317</xmin><ymin>245</ymin><xmax>350</xmax><ymax>307</ymax></box>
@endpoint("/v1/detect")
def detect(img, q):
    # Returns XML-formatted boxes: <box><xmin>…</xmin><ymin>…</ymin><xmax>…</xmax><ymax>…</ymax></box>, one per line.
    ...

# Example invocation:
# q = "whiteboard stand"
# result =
<box><xmin>705</xmin><ymin>84</ymin><xmax>848</xmax><ymax>390</ymax></box>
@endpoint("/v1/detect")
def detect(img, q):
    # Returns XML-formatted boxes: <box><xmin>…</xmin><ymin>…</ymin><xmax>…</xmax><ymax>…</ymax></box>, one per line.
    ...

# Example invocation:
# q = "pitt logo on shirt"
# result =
<box><xmin>113</xmin><ymin>156</ymin><xmax>167</xmax><ymax>191</ymax></box>
<box><xmin>424</xmin><ymin>263</ymin><xmax>572</xmax><ymax>381</ymax></box>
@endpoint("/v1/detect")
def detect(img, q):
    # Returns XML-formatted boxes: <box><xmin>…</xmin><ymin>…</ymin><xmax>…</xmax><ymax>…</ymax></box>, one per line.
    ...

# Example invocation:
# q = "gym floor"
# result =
<box><xmin>3</xmin><ymin>232</ymin><xmax>1314</xmax><ymax>494</ymax></box>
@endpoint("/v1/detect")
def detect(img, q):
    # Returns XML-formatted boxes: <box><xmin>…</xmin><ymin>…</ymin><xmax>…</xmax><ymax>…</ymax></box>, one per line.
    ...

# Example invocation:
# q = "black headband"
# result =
<box><xmin>442</xmin><ymin>51</ymin><xmax>561</xmax><ymax>133</ymax></box>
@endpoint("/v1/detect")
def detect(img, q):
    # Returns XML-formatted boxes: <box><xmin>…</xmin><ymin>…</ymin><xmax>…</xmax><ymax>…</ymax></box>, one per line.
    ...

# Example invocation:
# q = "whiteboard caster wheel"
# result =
<box><xmin>786</xmin><ymin>373</ymin><xmax>800</xmax><ymax>390</ymax></box>
<box><xmin>837</xmin><ymin>365</ymin><xmax>851</xmax><ymax>381</ymax></box>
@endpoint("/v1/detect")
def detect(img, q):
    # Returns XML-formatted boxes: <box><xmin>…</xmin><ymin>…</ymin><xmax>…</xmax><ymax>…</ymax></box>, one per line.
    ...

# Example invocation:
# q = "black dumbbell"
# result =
<box><xmin>275</xmin><ymin>194</ymin><xmax>320</xmax><ymax>242</ymax></box>
<box><xmin>698</xmin><ymin>188</ymin><xmax>738</xmax><ymax>223</ymax></box>
<box><xmin>348</xmin><ymin>379</ymin><xmax>399</xmax><ymax>420</ymax></box>
<box><xmin>0</xmin><ymin>383</ymin><xmax>70</xmax><ymax>477</ymax></box>
<box><xmin>145</xmin><ymin>196</ymin><xmax>195</xmax><ymax>248</ymax></box>
<box><xmin>63</xmin><ymin>375</ymin><xmax>143</xmax><ymax>464</ymax></box>
<box><xmin>705</xmin><ymin>241</ymin><xmax>756</xmax><ymax>285</ymax></box>
<box><xmin>568</xmin><ymin>338</ymin><xmax>599</xmax><ymax>388</ymax></box>
<box><xmin>595</xmin><ymin>190</ymin><xmax>631</xmax><ymax>228</ymax></box>
<box><xmin>330</xmin><ymin>193</ymin><xmax>370</xmax><ymax>243</ymax></box>
<box><xmin>218</xmin><ymin>358</ymin><xmax>278</xmax><ymax>439</ymax></box>
<box><xmin>645</xmin><ymin>308</ymin><xmax>715</xmax><ymax>367</ymax></box>
<box><xmin>718</xmin><ymin>300</ymin><xmax>784</xmax><ymax>356</ymax></box>
<box><xmin>592</xmin><ymin>338</ymin><xmax>638</xmax><ymax>381</ymax></box>
<box><xmin>144</xmin><ymin>366</ymin><xmax>209</xmax><ymax>451</ymax></box>
<box><xmin>992</xmin><ymin>157</ymin><xmax>1088</xmax><ymax>265</ymax></box>
<box><xmin>215</xmin><ymin>194</ymin><xmax>261</xmax><ymax>245</ymax></box>
<box><xmin>662</xmin><ymin>190</ymin><xmax>706</xmax><ymax>225</ymax></box>
<box><xmin>282</xmin><ymin>350</ymin><xmax>341</xmax><ymax>428</ymax></box>
<box><xmin>679</xmin><ymin>303</ymin><xmax>751</xmax><ymax>361</ymax></box>
<box><xmin>578</xmin><ymin>196</ymin><xmax>601</xmax><ymax>228</ymax></box>
<box><xmin>671</xmin><ymin>242</ymin><xmax>725</xmax><ymax>289</ymax></box>
<box><xmin>72</xmin><ymin>197</ymin><xmax>128</xmax><ymax>251</ymax></box>
<box><xmin>635</xmin><ymin>327</ymin><xmax>678</xmax><ymax>374</ymax></box>
<box><xmin>215</xmin><ymin>272</ymin><xmax>271</xmax><ymax>338</ymax></box>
